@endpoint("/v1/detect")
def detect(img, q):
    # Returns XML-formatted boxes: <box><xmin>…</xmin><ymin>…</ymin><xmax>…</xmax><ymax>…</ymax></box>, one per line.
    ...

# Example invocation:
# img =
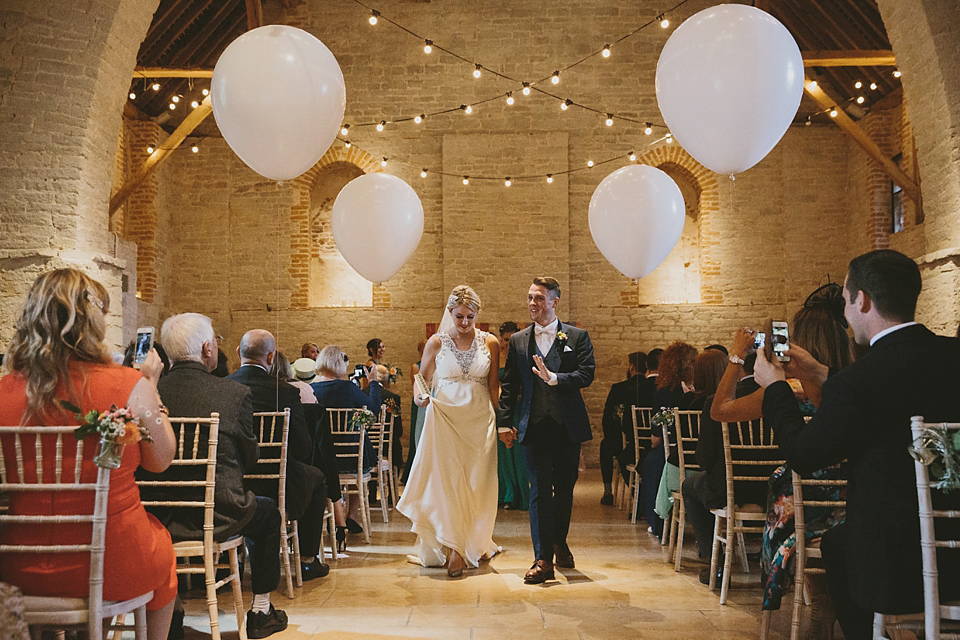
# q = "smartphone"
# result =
<box><xmin>753</xmin><ymin>331</ymin><xmax>766</xmax><ymax>351</ymax></box>
<box><xmin>133</xmin><ymin>327</ymin><xmax>155</xmax><ymax>369</ymax></box>
<box><xmin>349</xmin><ymin>364</ymin><xmax>368</xmax><ymax>386</ymax></box>
<box><xmin>771</xmin><ymin>321</ymin><xmax>790</xmax><ymax>362</ymax></box>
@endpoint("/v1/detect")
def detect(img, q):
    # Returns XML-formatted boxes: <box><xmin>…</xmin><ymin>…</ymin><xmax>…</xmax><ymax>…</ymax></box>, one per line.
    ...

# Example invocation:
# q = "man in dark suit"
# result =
<box><xmin>755</xmin><ymin>250</ymin><xmax>960</xmax><ymax>639</ymax></box>
<box><xmin>227</xmin><ymin>329</ymin><xmax>329</xmax><ymax>581</ymax></box>
<box><xmin>599</xmin><ymin>351</ymin><xmax>646</xmax><ymax>505</ymax></box>
<box><xmin>142</xmin><ymin>313</ymin><xmax>287</xmax><ymax>639</ymax></box>
<box><xmin>498</xmin><ymin>276</ymin><xmax>596</xmax><ymax>584</ymax></box>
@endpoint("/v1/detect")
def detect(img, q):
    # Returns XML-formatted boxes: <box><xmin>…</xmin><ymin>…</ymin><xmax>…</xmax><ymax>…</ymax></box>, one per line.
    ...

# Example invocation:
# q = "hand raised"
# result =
<box><xmin>732</xmin><ymin>327</ymin><xmax>757</xmax><ymax>358</ymax></box>
<box><xmin>753</xmin><ymin>348</ymin><xmax>786</xmax><ymax>388</ymax></box>
<box><xmin>140</xmin><ymin>349</ymin><xmax>165</xmax><ymax>385</ymax></box>
<box><xmin>781</xmin><ymin>343</ymin><xmax>829</xmax><ymax>386</ymax></box>
<box><xmin>531</xmin><ymin>355</ymin><xmax>553</xmax><ymax>382</ymax></box>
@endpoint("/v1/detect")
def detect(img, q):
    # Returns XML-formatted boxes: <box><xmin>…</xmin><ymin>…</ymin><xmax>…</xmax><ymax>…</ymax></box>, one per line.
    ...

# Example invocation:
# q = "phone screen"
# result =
<box><xmin>753</xmin><ymin>332</ymin><xmax>766</xmax><ymax>351</ymax></box>
<box><xmin>771</xmin><ymin>323</ymin><xmax>790</xmax><ymax>361</ymax></box>
<box><xmin>133</xmin><ymin>328</ymin><xmax>154</xmax><ymax>368</ymax></box>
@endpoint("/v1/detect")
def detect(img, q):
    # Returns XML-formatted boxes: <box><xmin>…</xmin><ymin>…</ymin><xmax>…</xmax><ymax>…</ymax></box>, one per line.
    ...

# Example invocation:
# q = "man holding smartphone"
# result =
<box><xmin>754</xmin><ymin>249</ymin><xmax>960</xmax><ymax>640</ymax></box>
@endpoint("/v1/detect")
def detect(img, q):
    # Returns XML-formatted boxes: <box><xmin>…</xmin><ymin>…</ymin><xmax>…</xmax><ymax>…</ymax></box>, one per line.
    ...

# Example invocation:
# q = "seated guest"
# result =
<box><xmin>279</xmin><ymin>353</ymin><xmax>318</xmax><ymax>404</ymax></box>
<box><xmin>301</xmin><ymin>342</ymin><xmax>320</xmax><ymax>360</ymax></box>
<box><xmin>0</xmin><ymin>269</ymin><xmax>178</xmax><ymax>640</ymax></box>
<box><xmin>599</xmin><ymin>351</ymin><xmax>647</xmax><ymax>505</ymax></box>
<box><xmin>141</xmin><ymin>313</ymin><xmax>288</xmax><ymax>639</ymax></box>
<box><xmin>228</xmin><ymin>330</ymin><xmax>330</xmax><ymax>581</ymax></box>
<box><xmin>311</xmin><ymin>345</ymin><xmax>382</xmax><ymax>544</ymax></box>
<box><xmin>755</xmin><ymin>250</ymin><xmax>960</xmax><ymax>639</ymax></box>
<box><xmin>642</xmin><ymin>342</ymin><xmax>697</xmax><ymax>535</ymax></box>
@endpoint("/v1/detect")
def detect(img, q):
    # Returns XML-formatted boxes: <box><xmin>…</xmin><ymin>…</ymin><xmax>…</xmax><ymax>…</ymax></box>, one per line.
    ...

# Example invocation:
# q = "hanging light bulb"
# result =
<box><xmin>414</xmin><ymin>114</ymin><xmax>424</xmax><ymax>124</ymax></box>
<box><xmin>807</xmin><ymin>80</ymin><xmax>818</xmax><ymax>90</ymax></box>
<box><xmin>628</xmin><ymin>151</ymin><xmax>636</xmax><ymax>161</ymax></box>
<box><xmin>602</xmin><ymin>44</ymin><xmax>611</xmax><ymax>58</ymax></box>
<box><xmin>870</xmin><ymin>82</ymin><xmax>877</xmax><ymax>90</ymax></box>
<box><xmin>829</xmin><ymin>107</ymin><xmax>838</xmax><ymax>118</ymax></box>
<box><xmin>168</xmin><ymin>102</ymin><xmax>176</xmax><ymax>110</ymax></box>
<box><xmin>560</xmin><ymin>99</ymin><xmax>570</xmax><ymax>111</ymax></box>
<box><xmin>202</xmin><ymin>88</ymin><xmax>209</xmax><ymax>96</ymax></box>
<box><xmin>464</xmin><ymin>104</ymin><xmax>473</xmax><ymax>114</ymax></box>
<box><xmin>665</xmin><ymin>133</ymin><xmax>673</xmax><ymax>143</ymax></box>
<box><xmin>805</xmin><ymin>117</ymin><xmax>812</xmax><ymax>127</ymax></box>
<box><xmin>660</xmin><ymin>15</ymin><xmax>669</xmax><ymax>28</ymax></box>
<box><xmin>855</xmin><ymin>80</ymin><xmax>863</xmax><ymax>89</ymax></box>
<box><xmin>856</xmin><ymin>96</ymin><xmax>865</xmax><ymax>104</ymax></box>
<box><xmin>546</xmin><ymin>174</ymin><xmax>553</xmax><ymax>184</ymax></box>
<box><xmin>191</xmin><ymin>100</ymin><xmax>199</xmax><ymax>108</ymax></box>
<box><xmin>377</xmin><ymin>121</ymin><xmax>385</xmax><ymax>131</ymax></box>
<box><xmin>129</xmin><ymin>92</ymin><xmax>136</xmax><ymax>100</ymax></box>
<box><xmin>369</xmin><ymin>10</ymin><xmax>379</xmax><ymax>25</ymax></box>
<box><xmin>473</xmin><ymin>64</ymin><xmax>482</xmax><ymax>79</ymax></box>
<box><xmin>151</xmin><ymin>82</ymin><xmax>160</xmax><ymax>91</ymax></box>
<box><xmin>191</xmin><ymin>145</ymin><xmax>199</xmax><ymax>153</ymax></box>
<box><xmin>345</xmin><ymin>141</ymin><xmax>351</xmax><ymax>148</ymax></box>
<box><xmin>587</xmin><ymin>160</ymin><xmax>594</xmax><ymax>167</ymax></box>
<box><xmin>146</xmin><ymin>146</ymin><xmax>154</xmax><ymax>154</ymax></box>
<box><xmin>462</xmin><ymin>176</ymin><xmax>469</xmax><ymax>185</ymax></box>
<box><xmin>341</xmin><ymin>124</ymin><xmax>350</xmax><ymax>136</ymax></box>
<box><xmin>421</xmin><ymin>169</ymin><xmax>428</xmax><ymax>178</ymax></box>
<box><xmin>893</xmin><ymin>70</ymin><xmax>901</xmax><ymax>78</ymax></box>
<box><xmin>171</xmin><ymin>95</ymin><xmax>180</xmax><ymax>103</ymax></box>
<box><xmin>644</xmin><ymin>123</ymin><xmax>653</xmax><ymax>135</ymax></box>
<box><xmin>505</xmin><ymin>178</ymin><xmax>512</xmax><ymax>187</ymax></box>
<box><xmin>551</xmin><ymin>71</ymin><xmax>560</xmax><ymax>85</ymax></box>
<box><xmin>381</xmin><ymin>157</ymin><xmax>388</xmax><ymax>167</ymax></box>
<box><xmin>522</xmin><ymin>82</ymin><xmax>531</xmax><ymax>96</ymax></box>
<box><xmin>423</xmin><ymin>39</ymin><xmax>433</xmax><ymax>54</ymax></box>
<box><xmin>605</xmin><ymin>114</ymin><xmax>614</xmax><ymax>126</ymax></box>
<box><xmin>506</xmin><ymin>92</ymin><xmax>514</xmax><ymax>105</ymax></box>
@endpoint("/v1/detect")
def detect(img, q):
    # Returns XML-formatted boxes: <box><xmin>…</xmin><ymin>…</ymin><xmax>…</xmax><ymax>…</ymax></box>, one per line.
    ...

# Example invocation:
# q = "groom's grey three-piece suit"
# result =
<box><xmin>498</xmin><ymin>321</ymin><xmax>595</xmax><ymax>563</ymax></box>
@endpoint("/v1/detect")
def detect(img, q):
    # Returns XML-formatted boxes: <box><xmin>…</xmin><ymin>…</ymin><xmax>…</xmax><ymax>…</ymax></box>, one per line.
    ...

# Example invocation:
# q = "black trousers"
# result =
<box><xmin>820</xmin><ymin>523</ymin><xmax>873</xmax><ymax>640</ymax></box>
<box><xmin>522</xmin><ymin>417</ymin><xmax>581</xmax><ymax>562</ymax></box>
<box><xmin>599</xmin><ymin>427</ymin><xmax>628</xmax><ymax>486</ymax></box>
<box><xmin>242</xmin><ymin>496</ymin><xmax>282</xmax><ymax>595</ymax></box>
<box><xmin>296</xmin><ymin>482</ymin><xmax>328</xmax><ymax>559</ymax></box>
<box><xmin>681</xmin><ymin>471</ymin><xmax>718</xmax><ymax>559</ymax></box>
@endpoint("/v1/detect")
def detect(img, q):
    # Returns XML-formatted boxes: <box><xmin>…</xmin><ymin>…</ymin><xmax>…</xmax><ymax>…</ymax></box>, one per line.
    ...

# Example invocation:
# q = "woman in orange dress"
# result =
<box><xmin>0</xmin><ymin>268</ymin><xmax>178</xmax><ymax>640</ymax></box>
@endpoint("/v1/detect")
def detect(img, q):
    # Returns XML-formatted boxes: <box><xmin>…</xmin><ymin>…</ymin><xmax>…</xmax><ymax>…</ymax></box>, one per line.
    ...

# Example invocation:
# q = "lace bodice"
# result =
<box><xmin>434</xmin><ymin>330</ymin><xmax>491</xmax><ymax>390</ymax></box>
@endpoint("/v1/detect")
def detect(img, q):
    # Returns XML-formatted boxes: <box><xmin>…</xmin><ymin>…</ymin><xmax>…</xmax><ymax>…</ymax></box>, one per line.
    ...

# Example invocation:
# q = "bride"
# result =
<box><xmin>397</xmin><ymin>285</ymin><xmax>501</xmax><ymax>577</ymax></box>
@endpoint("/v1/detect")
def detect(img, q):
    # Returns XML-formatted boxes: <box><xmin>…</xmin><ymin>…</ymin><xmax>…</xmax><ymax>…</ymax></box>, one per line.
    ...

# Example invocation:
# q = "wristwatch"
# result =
<box><xmin>729</xmin><ymin>355</ymin><xmax>745</xmax><ymax>366</ymax></box>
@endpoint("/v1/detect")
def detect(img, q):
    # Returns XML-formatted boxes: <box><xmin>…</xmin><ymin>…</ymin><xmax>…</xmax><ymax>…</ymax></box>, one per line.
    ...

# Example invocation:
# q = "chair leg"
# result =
<box><xmin>759</xmin><ymin>609</ymin><xmax>772</xmax><ymax>640</ymax></box>
<box><xmin>709</xmin><ymin>513</ymin><xmax>722</xmax><ymax>591</ymax></box>
<box><xmin>630</xmin><ymin>475</ymin><xmax>641</xmax><ymax>524</ymax></box>
<box><xmin>280</xmin><ymin>520</ymin><xmax>295</xmax><ymax>599</ymax></box>
<box><xmin>790</xmin><ymin>561</ymin><xmax>807</xmax><ymax>640</ymax></box>
<box><xmin>357</xmin><ymin>483</ymin><xmax>371</xmax><ymax>543</ymax></box>
<box><xmin>674</xmin><ymin>500</ymin><xmax>687</xmax><ymax>572</ymax></box>
<box><xmin>388</xmin><ymin>465</ymin><xmax>399</xmax><ymax>510</ymax></box>
<box><xmin>719</xmin><ymin>516</ymin><xmax>735</xmax><ymax>605</ymax></box>
<box><xmin>872</xmin><ymin>612</ymin><xmax>886</xmax><ymax>640</ymax></box>
<box><xmin>204</xmin><ymin>549</ymin><xmax>221</xmax><ymax>640</ymax></box>
<box><xmin>664</xmin><ymin>504</ymin><xmax>677</xmax><ymax>555</ymax></box>
<box><xmin>379</xmin><ymin>469</ymin><xmax>390</xmax><ymax>523</ymax></box>
<box><xmin>290</xmin><ymin>520</ymin><xmax>303</xmax><ymax>587</ymax></box>
<box><xmin>228</xmin><ymin>547</ymin><xmax>247</xmax><ymax>640</ymax></box>
<box><xmin>737</xmin><ymin>530</ymin><xmax>750</xmax><ymax>573</ymax></box>
<box><xmin>134</xmin><ymin>604</ymin><xmax>148</xmax><ymax>640</ymax></box>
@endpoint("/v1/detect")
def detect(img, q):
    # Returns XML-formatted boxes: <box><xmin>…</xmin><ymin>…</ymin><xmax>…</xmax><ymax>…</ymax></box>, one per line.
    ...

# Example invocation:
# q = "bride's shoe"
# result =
<box><xmin>447</xmin><ymin>550</ymin><xmax>466</xmax><ymax>578</ymax></box>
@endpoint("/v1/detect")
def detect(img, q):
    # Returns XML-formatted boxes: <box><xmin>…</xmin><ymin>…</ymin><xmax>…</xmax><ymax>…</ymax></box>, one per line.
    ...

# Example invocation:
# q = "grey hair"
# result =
<box><xmin>317</xmin><ymin>345</ymin><xmax>348</xmax><ymax>378</ymax></box>
<box><xmin>161</xmin><ymin>313</ymin><xmax>214</xmax><ymax>364</ymax></box>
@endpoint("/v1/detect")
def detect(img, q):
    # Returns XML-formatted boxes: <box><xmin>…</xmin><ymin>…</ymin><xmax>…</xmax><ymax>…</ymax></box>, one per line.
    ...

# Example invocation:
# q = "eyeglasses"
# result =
<box><xmin>215</xmin><ymin>335</ymin><xmax>223</xmax><ymax>345</ymax></box>
<box><xmin>342</xmin><ymin>354</ymin><xmax>349</xmax><ymax>362</ymax></box>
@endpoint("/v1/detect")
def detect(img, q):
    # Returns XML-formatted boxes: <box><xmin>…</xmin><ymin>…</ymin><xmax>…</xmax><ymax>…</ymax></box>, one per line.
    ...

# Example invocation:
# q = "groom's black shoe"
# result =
<box><xmin>524</xmin><ymin>559</ymin><xmax>555</xmax><ymax>584</ymax></box>
<box><xmin>553</xmin><ymin>542</ymin><xmax>575</xmax><ymax>569</ymax></box>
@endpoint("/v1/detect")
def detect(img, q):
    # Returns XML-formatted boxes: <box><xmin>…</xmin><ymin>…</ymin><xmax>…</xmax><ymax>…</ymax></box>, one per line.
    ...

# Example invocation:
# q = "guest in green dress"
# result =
<box><xmin>496</xmin><ymin>321</ymin><xmax>529</xmax><ymax>510</ymax></box>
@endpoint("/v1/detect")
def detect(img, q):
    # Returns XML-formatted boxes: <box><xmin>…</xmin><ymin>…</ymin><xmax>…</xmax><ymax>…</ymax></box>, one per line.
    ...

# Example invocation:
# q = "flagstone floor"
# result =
<box><xmin>181</xmin><ymin>470</ymin><xmax>807</xmax><ymax>640</ymax></box>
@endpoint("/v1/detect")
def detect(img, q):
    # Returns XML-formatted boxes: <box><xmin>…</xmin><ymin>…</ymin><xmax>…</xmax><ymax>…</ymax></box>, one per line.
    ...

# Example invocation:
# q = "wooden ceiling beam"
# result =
<box><xmin>804</xmin><ymin>76</ymin><xmax>919</xmax><ymax>205</ymax></box>
<box><xmin>245</xmin><ymin>0</ymin><xmax>263</xmax><ymax>30</ymax></box>
<box><xmin>110</xmin><ymin>95</ymin><xmax>213</xmax><ymax>215</ymax></box>
<box><xmin>134</xmin><ymin>67</ymin><xmax>213</xmax><ymax>77</ymax></box>
<box><xmin>802</xmin><ymin>50</ymin><xmax>896</xmax><ymax>67</ymax></box>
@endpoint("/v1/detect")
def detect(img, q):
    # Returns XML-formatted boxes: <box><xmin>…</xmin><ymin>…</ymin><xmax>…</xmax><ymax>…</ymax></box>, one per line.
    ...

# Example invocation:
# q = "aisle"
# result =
<box><xmin>183</xmin><ymin>470</ymin><xmax>792</xmax><ymax>639</ymax></box>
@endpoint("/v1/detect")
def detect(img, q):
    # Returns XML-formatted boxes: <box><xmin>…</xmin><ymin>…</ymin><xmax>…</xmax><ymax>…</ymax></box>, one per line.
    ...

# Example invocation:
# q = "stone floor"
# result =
<box><xmin>181</xmin><ymin>470</ymin><xmax>806</xmax><ymax>640</ymax></box>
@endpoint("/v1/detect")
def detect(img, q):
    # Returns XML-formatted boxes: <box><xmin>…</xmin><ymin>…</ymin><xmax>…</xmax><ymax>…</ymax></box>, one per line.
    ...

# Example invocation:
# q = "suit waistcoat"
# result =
<box><xmin>529</xmin><ymin>338</ymin><xmax>564</xmax><ymax>425</ymax></box>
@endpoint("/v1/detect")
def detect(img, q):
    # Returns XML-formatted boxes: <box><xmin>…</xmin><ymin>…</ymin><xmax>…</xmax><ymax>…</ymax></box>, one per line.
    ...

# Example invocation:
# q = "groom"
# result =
<box><xmin>498</xmin><ymin>276</ymin><xmax>596</xmax><ymax>584</ymax></box>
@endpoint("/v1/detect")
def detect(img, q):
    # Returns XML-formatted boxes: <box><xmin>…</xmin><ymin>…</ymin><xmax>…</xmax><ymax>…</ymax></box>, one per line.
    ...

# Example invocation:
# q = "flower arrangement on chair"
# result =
<box><xmin>61</xmin><ymin>401</ymin><xmax>153</xmax><ymax>469</ymax></box>
<box><xmin>910</xmin><ymin>424</ymin><xmax>960</xmax><ymax>492</ymax></box>
<box><xmin>348</xmin><ymin>407</ymin><xmax>376</xmax><ymax>432</ymax></box>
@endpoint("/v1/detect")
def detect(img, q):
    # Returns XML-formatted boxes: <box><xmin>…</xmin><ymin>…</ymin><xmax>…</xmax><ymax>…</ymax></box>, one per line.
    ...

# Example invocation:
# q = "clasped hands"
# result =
<box><xmin>498</xmin><ymin>427</ymin><xmax>518</xmax><ymax>448</ymax></box>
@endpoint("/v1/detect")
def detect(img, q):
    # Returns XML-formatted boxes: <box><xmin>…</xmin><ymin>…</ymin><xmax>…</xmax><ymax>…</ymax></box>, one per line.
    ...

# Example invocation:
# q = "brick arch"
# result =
<box><xmin>635</xmin><ymin>144</ymin><xmax>722</xmax><ymax>304</ymax></box>
<box><xmin>288</xmin><ymin>143</ymin><xmax>384</xmax><ymax>308</ymax></box>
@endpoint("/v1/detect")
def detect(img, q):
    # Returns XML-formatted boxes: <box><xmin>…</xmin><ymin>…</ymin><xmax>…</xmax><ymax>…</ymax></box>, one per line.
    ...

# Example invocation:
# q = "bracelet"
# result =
<box><xmin>729</xmin><ymin>355</ymin><xmax>745</xmax><ymax>366</ymax></box>
<box><xmin>158</xmin><ymin>404</ymin><xmax>169</xmax><ymax>415</ymax></box>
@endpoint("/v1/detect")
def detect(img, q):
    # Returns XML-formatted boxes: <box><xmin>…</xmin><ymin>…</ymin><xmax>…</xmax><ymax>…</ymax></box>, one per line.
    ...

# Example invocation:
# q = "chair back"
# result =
<box><xmin>720</xmin><ymin>419</ymin><xmax>784</xmax><ymax>510</ymax></box>
<box><xmin>327</xmin><ymin>408</ymin><xmax>367</xmax><ymax>481</ymax></box>
<box><xmin>672</xmin><ymin>409</ymin><xmax>702</xmax><ymax>475</ymax></box>
<box><xmin>631</xmin><ymin>406</ymin><xmax>654</xmax><ymax>462</ymax></box>
<box><xmin>244</xmin><ymin>409</ymin><xmax>291</xmax><ymax>517</ymax></box>
<box><xmin>137</xmin><ymin>414</ymin><xmax>220</xmax><ymax>551</ymax></box>
<box><xmin>0</xmin><ymin>427</ymin><xmax>110</xmax><ymax>640</ymax></box>
<box><xmin>367</xmin><ymin>406</ymin><xmax>393</xmax><ymax>470</ymax></box>
<box><xmin>910</xmin><ymin>416</ymin><xmax>960</xmax><ymax>640</ymax></box>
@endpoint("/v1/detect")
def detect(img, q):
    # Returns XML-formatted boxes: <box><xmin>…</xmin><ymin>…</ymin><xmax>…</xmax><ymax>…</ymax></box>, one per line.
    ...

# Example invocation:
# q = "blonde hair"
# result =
<box><xmin>447</xmin><ymin>285</ymin><xmax>481</xmax><ymax>314</ymax></box>
<box><xmin>317</xmin><ymin>345</ymin><xmax>348</xmax><ymax>378</ymax></box>
<box><xmin>4</xmin><ymin>268</ymin><xmax>112</xmax><ymax>422</ymax></box>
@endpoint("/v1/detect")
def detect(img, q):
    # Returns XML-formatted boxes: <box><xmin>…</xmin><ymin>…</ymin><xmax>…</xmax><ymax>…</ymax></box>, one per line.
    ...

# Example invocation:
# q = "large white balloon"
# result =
<box><xmin>655</xmin><ymin>5</ymin><xmax>803</xmax><ymax>176</ymax></box>
<box><xmin>332</xmin><ymin>173</ymin><xmax>424</xmax><ymax>284</ymax></box>
<box><xmin>589</xmin><ymin>165</ymin><xmax>685</xmax><ymax>280</ymax></box>
<box><xmin>212</xmin><ymin>25</ymin><xmax>345</xmax><ymax>181</ymax></box>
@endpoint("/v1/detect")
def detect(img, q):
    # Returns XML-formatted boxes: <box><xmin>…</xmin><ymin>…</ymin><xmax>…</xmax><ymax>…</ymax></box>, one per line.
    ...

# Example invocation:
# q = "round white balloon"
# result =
<box><xmin>332</xmin><ymin>173</ymin><xmax>424</xmax><ymax>284</ymax></box>
<box><xmin>212</xmin><ymin>25</ymin><xmax>345</xmax><ymax>181</ymax></box>
<box><xmin>655</xmin><ymin>4</ymin><xmax>803</xmax><ymax>175</ymax></box>
<box><xmin>589</xmin><ymin>165</ymin><xmax>685</xmax><ymax>280</ymax></box>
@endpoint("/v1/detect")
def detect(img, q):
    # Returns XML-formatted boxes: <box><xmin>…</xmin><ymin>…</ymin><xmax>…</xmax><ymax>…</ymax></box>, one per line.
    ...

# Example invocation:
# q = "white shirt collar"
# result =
<box><xmin>241</xmin><ymin>363</ymin><xmax>269</xmax><ymax>373</ymax></box>
<box><xmin>535</xmin><ymin>318</ymin><xmax>559</xmax><ymax>334</ymax></box>
<box><xmin>869</xmin><ymin>321</ymin><xmax>918</xmax><ymax>346</ymax></box>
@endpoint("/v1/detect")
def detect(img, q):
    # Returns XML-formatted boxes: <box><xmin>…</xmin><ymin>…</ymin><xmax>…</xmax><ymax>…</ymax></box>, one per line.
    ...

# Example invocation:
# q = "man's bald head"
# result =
<box><xmin>238</xmin><ymin>329</ymin><xmax>276</xmax><ymax>367</ymax></box>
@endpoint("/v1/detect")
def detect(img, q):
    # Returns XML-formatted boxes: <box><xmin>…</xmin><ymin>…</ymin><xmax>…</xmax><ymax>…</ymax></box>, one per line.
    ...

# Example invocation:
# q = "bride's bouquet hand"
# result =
<box><xmin>414</xmin><ymin>393</ymin><xmax>431</xmax><ymax>408</ymax></box>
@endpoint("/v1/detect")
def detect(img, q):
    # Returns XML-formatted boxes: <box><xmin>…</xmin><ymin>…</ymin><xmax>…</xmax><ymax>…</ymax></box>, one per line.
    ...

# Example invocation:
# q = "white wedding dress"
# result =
<box><xmin>397</xmin><ymin>330</ymin><xmax>500</xmax><ymax>568</ymax></box>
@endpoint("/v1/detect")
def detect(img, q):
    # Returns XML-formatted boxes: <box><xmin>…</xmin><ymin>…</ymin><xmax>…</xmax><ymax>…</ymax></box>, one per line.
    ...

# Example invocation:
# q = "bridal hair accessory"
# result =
<box><xmin>446</xmin><ymin>285</ymin><xmax>481</xmax><ymax>312</ymax></box>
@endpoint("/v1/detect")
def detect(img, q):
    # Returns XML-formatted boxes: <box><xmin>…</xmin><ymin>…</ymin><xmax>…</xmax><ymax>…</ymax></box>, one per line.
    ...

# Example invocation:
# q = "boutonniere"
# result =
<box><xmin>556</xmin><ymin>330</ymin><xmax>568</xmax><ymax>343</ymax></box>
